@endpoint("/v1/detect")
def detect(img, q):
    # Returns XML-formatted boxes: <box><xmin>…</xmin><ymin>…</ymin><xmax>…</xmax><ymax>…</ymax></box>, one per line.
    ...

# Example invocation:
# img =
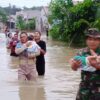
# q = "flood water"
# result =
<box><xmin>0</xmin><ymin>33</ymin><xmax>80</xmax><ymax>100</ymax></box>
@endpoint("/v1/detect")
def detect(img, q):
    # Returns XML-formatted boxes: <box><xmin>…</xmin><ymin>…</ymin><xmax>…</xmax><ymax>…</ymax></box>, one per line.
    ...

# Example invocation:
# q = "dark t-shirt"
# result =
<box><xmin>36</xmin><ymin>40</ymin><xmax>46</xmax><ymax>63</ymax></box>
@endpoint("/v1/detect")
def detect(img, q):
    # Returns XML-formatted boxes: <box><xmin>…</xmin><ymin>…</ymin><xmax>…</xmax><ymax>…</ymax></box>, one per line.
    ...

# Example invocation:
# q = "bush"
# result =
<box><xmin>49</xmin><ymin>0</ymin><xmax>99</xmax><ymax>46</ymax></box>
<box><xmin>16</xmin><ymin>16</ymin><xmax>36</xmax><ymax>31</ymax></box>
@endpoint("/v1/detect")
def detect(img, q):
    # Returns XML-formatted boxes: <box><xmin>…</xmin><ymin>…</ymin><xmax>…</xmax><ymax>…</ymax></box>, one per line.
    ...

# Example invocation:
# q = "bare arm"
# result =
<box><xmin>28</xmin><ymin>51</ymin><xmax>40</xmax><ymax>59</ymax></box>
<box><xmin>40</xmin><ymin>49</ymin><xmax>46</xmax><ymax>55</ymax></box>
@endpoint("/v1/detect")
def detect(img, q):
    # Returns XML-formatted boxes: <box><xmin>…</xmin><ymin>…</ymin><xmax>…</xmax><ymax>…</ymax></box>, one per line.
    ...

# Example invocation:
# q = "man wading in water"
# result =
<box><xmin>34</xmin><ymin>31</ymin><xmax>46</xmax><ymax>76</ymax></box>
<box><xmin>70</xmin><ymin>28</ymin><xmax>100</xmax><ymax>100</ymax></box>
<box><xmin>15</xmin><ymin>32</ymin><xmax>40</xmax><ymax>81</ymax></box>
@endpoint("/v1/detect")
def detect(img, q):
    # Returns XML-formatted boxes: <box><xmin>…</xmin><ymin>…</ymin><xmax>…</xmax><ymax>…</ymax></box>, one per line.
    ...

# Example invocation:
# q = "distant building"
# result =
<box><xmin>16</xmin><ymin>10</ymin><xmax>41</xmax><ymax>31</ymax></box>
<box><xmin>3</xmin><ymin>6</ymin><xmax>50</xmax><ymax>32</ymax></box>
<box><xmin>15</xmin><ymin>7</ymin><xmax>50</xmax><ymax>32</ymax></box>
<box><xmin>4</xmin><ymin>7</ymin><xmax>50</xmax><ymax>32</ymax></box>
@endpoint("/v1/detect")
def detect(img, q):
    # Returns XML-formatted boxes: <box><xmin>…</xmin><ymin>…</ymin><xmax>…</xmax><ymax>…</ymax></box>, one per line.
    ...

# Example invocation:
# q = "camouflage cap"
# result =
<box><xmin>86</xmin><ymin>28</ymin><xmax>100</xmax><ymax>38</ymax></box>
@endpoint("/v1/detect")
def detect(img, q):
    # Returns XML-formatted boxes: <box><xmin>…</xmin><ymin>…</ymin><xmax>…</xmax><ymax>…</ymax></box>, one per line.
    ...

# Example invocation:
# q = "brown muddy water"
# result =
<box><xmin>0</xmin><ymin>33</ymin><xmax>80</xmax><ymax>100</ymax></box>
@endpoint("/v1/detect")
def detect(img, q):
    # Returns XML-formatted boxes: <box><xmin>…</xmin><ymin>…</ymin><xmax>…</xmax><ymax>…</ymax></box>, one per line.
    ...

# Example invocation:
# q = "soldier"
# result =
<box><xmin>70</xmin><ymin>28</ymin><xmax>100</xmax><ymax>100</ymax></box>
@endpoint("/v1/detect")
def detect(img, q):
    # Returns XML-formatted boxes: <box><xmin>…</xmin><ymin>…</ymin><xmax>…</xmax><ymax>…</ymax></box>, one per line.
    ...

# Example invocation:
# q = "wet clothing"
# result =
<box><xmin>6</xmin><ymin>37</ymin><xmax>12</xmax><ymax>49</ymax></box>
<box><xmin>75</xmin><ymin>47</ymin><xmax>100</xmax><ymax>100</ymax></box>
<box><xmin>10</xmin><ymin>38</ymin><xmax>19</xmax><ymax>57</ymax></box>
<box><xmin>15</xmin><ymin>42</ymin><xmax>40</xmax><ymax>81</ymax></box>
<box><xmin>36</xmin><ymin>40</ymin><xmax>46</xmax><ymax>76</ymax></box>
<box><xmin>4</xmin><ymin>29</ymin><xmax>9</xmax><ymax>37</ymax></box>
<box><xmin>18</xmin><ymin>64</ymin><xmax>37</xmax><ymax>80</ymax></box>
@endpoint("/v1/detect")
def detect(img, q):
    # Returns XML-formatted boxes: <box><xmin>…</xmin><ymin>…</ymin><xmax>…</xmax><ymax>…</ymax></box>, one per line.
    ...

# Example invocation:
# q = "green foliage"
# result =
<box><xmin>26</xmin><ymin>18</ymin><xmax>36</xmax><ymax>30</ymax></box>
<box><xmin>16</xmin><ymin>16</ymin><xmax>26</xmax><ymax>30</ymax></box>
<box><xmin>93</xmin><ymin>18</ymin><xmax>100</xmax><ymax>30</ymax></box>
<box><xmin>0</xmin><ymin>8</ymin><xmax>7</xmax><ymax>24</ymax></box>
<box><xmin>49</xmin><ymin>0</ymin><xmax>73</xmax><ymax>41</ymax></box>
<box><xmin>96</xmin><ymin>7</ymin><xmax>100</xmax><ymax>18</ymax></box>
<box><xmin>91</xmin><ymin>2</ymin><xmax>100</xmax><ymax>30</ymax></box>
<box><xmin>67</xmin><ymin>0</ymin><xmax>97</xmax><ymax>44</ymax></box>
<box><xmin>49</xmin><ymin>0</ymin><xmax>99</xmax><ymax>46</ymax></box>
<box><xmin>16</xmin><ymin>16</ymin><xmax>36</xmax><ymax>31</ymax></box>
<box><xmin>49</xmin><ymin>25</ymin><xmax>60</xmax><ymax>39</ymax></box>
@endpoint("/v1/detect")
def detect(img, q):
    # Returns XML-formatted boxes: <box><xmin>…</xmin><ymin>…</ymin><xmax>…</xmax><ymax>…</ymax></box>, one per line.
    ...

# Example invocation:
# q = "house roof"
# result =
<box><xmin>16</xmin><ymin>10</ymin><xmax>41</xmax><ymax>19</ymax></box>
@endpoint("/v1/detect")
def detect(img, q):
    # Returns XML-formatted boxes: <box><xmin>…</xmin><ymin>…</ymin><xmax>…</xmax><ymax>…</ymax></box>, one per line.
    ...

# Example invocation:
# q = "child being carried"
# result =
<box><xmin>27</xmin><ymin>35</ymin><xmax>41</xmax><ymax>57</ymax></box>
<box><xmin>73</xmin><ymin>49</ymin><xmax>100</xmax><ymax>72</ymax></box>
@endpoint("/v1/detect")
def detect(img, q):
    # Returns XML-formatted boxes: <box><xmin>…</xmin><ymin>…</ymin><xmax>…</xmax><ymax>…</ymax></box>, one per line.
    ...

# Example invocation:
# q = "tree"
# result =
<box><xmin>28</xmin><ymin>18</ymin><xmax>36</xmax><ymax>30</ymax></box>
<box><xmin>26</xmin><ymin>18</ymin><xmax>36</xmax><ymax>30</ymax></box>
<box><xmin>0</xmin><ymin>9</ymin><xmax>7</xmax><ymax>24</ymax></box>
<box><xmin>92</xmin><ymin>2</ymin><xmax>100</xmax><ymax>30</ymax></box>
<box><xmin>16</xmin><ymin>16</ymin><xmax>36</xmax><ymax>31</ymax></box>
<box><xmin>49</xmin><ymin>0</ymin><xmax>99</xmax><ymax>46</ymax></box>
<box><xmin>93</xmin><ymin>0</ymin><xmax>100</xmax><ymax>3</ymax></box>
<box><xmin>16</xmin><ymin>16</ymin><xmax>26</xmax><ymax>30</ymax></box>
<box><xmin>49</xmin><ymin>0</ymin><xmax>73</xmax><ymax>40</ymax></box>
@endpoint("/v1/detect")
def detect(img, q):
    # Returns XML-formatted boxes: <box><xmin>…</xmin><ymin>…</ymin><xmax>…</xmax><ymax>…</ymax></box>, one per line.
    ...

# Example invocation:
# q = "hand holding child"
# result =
<box><xmin>89</xmin><ymin>49</ymin><xmax>100</xmax><ymax>68</ymax></box>
<box><xmin>26</xmin><ymin>41</ymin><xmax>32</xmax><ymax>47</ymax></box>
<box><xmin>69</xmin><ymin>59</ymin><xmax>82</xmax><ymax>71</ymax></box>
<box><xmin>87</xmin><ymin>56</ymin><xmax>98</xmax><ymax>67</ymax></box>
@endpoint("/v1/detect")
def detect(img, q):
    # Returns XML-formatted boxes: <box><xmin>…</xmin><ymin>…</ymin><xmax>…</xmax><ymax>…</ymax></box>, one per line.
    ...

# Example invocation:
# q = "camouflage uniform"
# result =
<box><xmin>76</xmin><ymin>47</ymin><xmax>100</xmax><ymax>100</ymax></box>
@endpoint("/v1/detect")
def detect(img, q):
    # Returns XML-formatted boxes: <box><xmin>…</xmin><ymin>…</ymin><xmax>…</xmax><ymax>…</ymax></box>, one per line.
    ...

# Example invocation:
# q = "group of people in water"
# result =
<box><xmin>5</xmin><ymin>27</ymin><xmax>100</xmax><ymax>100</ymax></box>
<box><xmin>5</xmin><ymin>30</ymin><xmax>46</xmax><ymax>81</ymax></box>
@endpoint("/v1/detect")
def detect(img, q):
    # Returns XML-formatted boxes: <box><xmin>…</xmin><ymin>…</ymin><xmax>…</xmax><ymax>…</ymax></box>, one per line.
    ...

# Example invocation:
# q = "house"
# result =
<box><xmin>5</xmin><ymin>7</ymin><xmax>50</xmax><ymax>32</ymax></box>
<box><xmin>15</xmin><ymin>7</ymin><xmax>50</xmax><ymax>32</ymax></box>
<box><xmin>16</xmin><ymin>10</ymin><xmax>41</xmax><ymax>31</ymax></box>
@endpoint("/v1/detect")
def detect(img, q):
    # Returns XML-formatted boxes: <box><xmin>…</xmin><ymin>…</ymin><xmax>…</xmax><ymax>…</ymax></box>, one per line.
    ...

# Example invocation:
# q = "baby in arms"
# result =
<box><xmin>27</xmin><ymin>35</ymin><xmax>41</xmax><ymax>56</ymax></box>
<box><xmin>73</xmin><ymin>49</ymin><xmax>100</xmax><ymax>72</ymax></box>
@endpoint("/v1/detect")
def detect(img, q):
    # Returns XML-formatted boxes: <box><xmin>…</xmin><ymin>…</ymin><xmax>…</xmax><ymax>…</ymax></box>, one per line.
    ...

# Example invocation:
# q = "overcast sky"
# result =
<box><xmin>0</xmin><ymin>0</ymin><xmax>83</xmax><ymax>8</ymax></box>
